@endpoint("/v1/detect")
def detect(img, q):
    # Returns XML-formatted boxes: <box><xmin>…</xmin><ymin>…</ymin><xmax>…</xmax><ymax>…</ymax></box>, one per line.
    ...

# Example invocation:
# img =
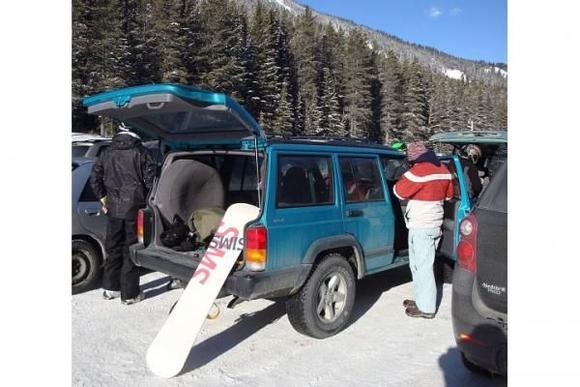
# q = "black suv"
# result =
<box><xmin>451</xmin><ymin>160</ymin><xmax>507</xmax><ymax>375</ymax></box>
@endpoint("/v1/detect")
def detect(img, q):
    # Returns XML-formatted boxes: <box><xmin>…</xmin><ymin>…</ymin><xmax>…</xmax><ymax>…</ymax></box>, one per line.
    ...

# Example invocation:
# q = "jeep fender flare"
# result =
<box><xmin>304</xmin><ymin>234</ymin><xmax>365</xmax><ymax>277</ymax></box>
<box><xmin>288</xmin><ymin>235</ymin><xmax>366</xmax><ymax>295</ymax></box>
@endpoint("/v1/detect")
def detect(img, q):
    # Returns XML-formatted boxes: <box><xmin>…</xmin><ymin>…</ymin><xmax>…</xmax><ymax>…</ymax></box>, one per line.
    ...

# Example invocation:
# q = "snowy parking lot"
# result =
<box><xmin>72</xmin><ymin>267</ymin><xmax>506</xmax><ymax>387</ymax></box>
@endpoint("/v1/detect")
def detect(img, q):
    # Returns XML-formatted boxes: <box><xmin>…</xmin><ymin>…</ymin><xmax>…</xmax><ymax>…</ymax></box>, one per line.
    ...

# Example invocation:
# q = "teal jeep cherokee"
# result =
<box><xmin>83</xmin><ymin>84</ymin><xmax>472</xmax><ymax>338</ymax></box>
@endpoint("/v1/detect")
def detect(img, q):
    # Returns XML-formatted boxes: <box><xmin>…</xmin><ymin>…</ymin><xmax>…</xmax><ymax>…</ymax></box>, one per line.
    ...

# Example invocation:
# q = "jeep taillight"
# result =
<box><xmin>137</xmin><ymin>209</ymin><xmax>144</xmax><ymax>244</ymax></box>
<box><xmin>244</xmin><ymin>225</ymin><xmax>267</xmax><ymax>271</ymax></box>
<box><xmin>457</xmin><ymin>214</ymin><xmax>478</xmax><ymax>273</ymax></box>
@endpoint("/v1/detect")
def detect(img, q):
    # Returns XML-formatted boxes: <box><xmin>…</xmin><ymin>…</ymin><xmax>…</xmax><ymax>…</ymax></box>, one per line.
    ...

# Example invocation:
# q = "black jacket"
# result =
<box><xmin>462</xmin><ymin>159</ymin><xmax>483</xmax><ymax>199</ymax></box>
<box><xmin>90</xmin><ymin>133</ymin><xmax>155</xmax><ymax>220</ymax></box>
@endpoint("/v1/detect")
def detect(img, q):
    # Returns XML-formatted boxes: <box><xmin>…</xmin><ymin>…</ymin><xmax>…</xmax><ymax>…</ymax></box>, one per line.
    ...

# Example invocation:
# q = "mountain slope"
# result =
<box><xmin>240</xmin><ymin>0</ymin><xmax>507</xmax><ymax>86</ymax></box>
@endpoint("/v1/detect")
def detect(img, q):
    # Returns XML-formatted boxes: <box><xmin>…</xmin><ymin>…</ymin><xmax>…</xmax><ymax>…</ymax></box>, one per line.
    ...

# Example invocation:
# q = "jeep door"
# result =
<box><xmin>338</xmin><ymin>155</ymin><xmax>394</xmax><ymax>273</ymax></box>
<box><xmin>438</xmin><ymin>155</ymin><xmax>471</xmax><ymax>259</ymax></box>
<box><xmin>266</xmin><ymin>151</ymin><xmax>343</xmax><ymax>269</ymax></box>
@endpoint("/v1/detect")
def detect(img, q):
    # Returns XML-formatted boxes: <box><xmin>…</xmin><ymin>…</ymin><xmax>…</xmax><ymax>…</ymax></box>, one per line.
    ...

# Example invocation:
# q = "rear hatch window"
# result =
<box><xmin>82</xmin><ymin>84</ymin><xmax>265</xmax><ymax>146</ymax></box>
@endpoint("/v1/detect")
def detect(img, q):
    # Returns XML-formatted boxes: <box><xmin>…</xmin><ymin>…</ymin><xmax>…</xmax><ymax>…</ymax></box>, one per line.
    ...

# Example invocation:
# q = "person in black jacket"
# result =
<box><xmin>459</xmin><ymin>144</ymin><xmax>483</xmax><ymax>200</ymax></box>
<box><xmin>90</xmin><ymin>123</ymin><xmax>155</xmax><ymax>305</ymax></box>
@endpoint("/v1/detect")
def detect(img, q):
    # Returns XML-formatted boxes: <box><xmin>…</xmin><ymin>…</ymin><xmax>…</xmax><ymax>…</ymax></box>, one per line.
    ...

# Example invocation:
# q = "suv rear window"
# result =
<box><xmin>72</xmin><ymin>145</ymin><xmax>90</xmax><ymax>158</ymax></box>
<box><xmin>339</xmin><ymin>157</ymin><xmax>385</xmax><ymax>202</ymax></box>
<box><xmin>478</xmin><ymin>162</ymin><xmax>507</xmax><ymax>212</ymax></box>
<box><xmin>277</xmin><ymin>155</ymin><xmax>334</xmax><ymax>208</ymax></box>
<box><xmin>79</xmin><ymin>181</ymin><xmax>98</xmax><ymax>202</ymax></box>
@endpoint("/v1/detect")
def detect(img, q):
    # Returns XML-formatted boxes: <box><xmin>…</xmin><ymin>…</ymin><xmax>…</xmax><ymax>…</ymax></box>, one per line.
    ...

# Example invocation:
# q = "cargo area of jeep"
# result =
<box><xmin>83</xmin><ymin>84</ymin><xmax>470</xmax><ymax>338</ymax></box>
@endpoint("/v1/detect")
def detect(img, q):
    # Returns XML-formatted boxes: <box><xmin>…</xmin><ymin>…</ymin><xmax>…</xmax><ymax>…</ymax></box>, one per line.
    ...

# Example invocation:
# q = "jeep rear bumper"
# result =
<box><xmin>130</xmin><ymin>243</ymin><xmax>312</xmax><ymax>300</ymax></box>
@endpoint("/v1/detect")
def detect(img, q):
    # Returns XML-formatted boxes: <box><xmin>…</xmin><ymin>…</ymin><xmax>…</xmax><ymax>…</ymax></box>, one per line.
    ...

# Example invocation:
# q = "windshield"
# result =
<box><xmin>72</xmin><ymin>145</ymin><xmax>91</xmax><ymax>157</ymax></box>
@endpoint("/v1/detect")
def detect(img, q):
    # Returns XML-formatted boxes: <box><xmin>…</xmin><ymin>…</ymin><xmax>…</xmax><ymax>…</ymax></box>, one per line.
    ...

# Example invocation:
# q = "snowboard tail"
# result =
<box><xmin>146</xmin><ymin>203</ymin><xmax>260</xmax><ymax>378</ymax></box>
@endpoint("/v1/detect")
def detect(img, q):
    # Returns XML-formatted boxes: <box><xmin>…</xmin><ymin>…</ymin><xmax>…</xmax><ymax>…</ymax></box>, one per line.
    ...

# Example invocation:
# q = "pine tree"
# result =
<box><xmin>154</xmin><ymin>0</ymin><xmax>189</xmax><ymax>83</ymax></box>
<box><xmin>247</xmin><ymin>4</ymin><xmax>281</xmax><ymax>131</ymax></box>
<box><xmin>72</xmin><ymin>0</ymin><xmax>98</xmax><ymax>131</ymax></box>
<box><xmin>368</xmin><ymin>50</ymin><xmax>383</xmax><ymax>143</ymax></box>
<box><xmin>380</xmin><ymin>50</ymin><xmax>404</xmax><ymax>143</ymax></box>
<box><xmin>343</xmin><ymin>28</ymin><xmax>373</xmax><ymax>139</ymax></box>
<box><xmin>401</xmin><ymin>58</ymin><xmax>430</xmax><ymax>140</ymax></box>
<box><xmin>291</xmin><ymin>6</ymin><xmax>322</xmax><ymax>135</ymax></box>
<box><xmin>319</xmin><ymin>67</ymin><xmax>346</xmax><ymax>137</ymax></box>
<box><xmin>318</xmin><ymin>22</ymin><xmax>347</xmax><ymax>137</ymax></box>
<box><xmin>72</xmin><ymin>0</ymin><xmax>126</xmax><ymax>133</ymax></box>
<box><xmin>198</xmin><ymin>0</ymin><xmax>247</xmax><ymax>98</ymax></box>
<box><xmin>427</xmin><ymin>75</ymin><xmax>451</xmax><ymax>134</ymax></box>
<box><xmin>119</xmin><ymin>0</ymin><xmax>162</xmax><ymax>86</ymax></box>
<box><xmin>270</xmin><ymin>81</ymin><xmax>294</xmax><ymax>137</ymax></box>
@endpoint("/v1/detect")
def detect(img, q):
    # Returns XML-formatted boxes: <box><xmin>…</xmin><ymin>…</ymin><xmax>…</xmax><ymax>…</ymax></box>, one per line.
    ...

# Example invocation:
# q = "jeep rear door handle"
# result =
<box><xmin>83</xmin><ymin>209</ymin><xmax>101</xmax><ymax>216</ymax></box>
<box><xmin>346</xmin><ymin>209</ymin><xmax>363</xmax><ymax>217</ymax></box>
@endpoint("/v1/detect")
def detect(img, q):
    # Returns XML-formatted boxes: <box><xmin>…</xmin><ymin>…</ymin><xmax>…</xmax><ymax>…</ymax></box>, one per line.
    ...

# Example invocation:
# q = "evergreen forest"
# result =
<box><xmin>72</xmin><ymin>0</ymin><xmax>508</xmax><ymax>143</ymax></box>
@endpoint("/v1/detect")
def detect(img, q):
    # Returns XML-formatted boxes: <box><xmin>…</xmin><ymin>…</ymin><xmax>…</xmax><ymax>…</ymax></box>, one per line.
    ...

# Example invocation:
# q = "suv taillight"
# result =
<box><xmin>244</xmin><ymin>225</ymin><xmax>267</xmax><ymax>271</ymax></box>
<box><xmin>137</xmin><ymin>209</ymin><xmax>144</xmax><ymax>244</ymax></box>
<box><xmin>457</xmin><ymin>214</ymin><xmax>478</xmax><ymax>273</ymax></box>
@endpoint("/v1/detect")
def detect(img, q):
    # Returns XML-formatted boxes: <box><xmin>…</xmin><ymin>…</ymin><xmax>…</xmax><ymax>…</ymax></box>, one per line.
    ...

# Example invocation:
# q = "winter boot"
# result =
<box><xmin>103</xmin><ymin>290</ymin><xmax>121</xmax><ymax>300</ymax></box>
<box><xmin>403</xmin><ymin>299</ymin><xmax>416</xmax><ymax>308</ymax></box>
<box><xmin>405</xmin><ymin>304</ymin><xmax>435</xmax><ymax>319</ymax></box>
<box><xmin>121</xmin><ymin>292</ymin><xmax>145</xmax><ymax>305</ymax></box>
<box><xmin>167</xmin><ymin>278</ymin><xmax>185</xmax><ymax>290</ymax></box>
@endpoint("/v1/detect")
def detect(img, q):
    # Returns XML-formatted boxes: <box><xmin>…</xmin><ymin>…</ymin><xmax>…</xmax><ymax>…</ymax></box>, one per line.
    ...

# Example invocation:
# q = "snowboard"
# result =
<box><xmin>146</xmin><ymin>203</ymin><xmax>260</xmax><ymax>378</ymax></box>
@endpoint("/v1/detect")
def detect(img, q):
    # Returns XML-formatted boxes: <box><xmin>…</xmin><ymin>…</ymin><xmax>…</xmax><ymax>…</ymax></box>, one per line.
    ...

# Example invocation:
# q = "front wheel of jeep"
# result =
<box><xmin>286</xmin><ymin>254</ymin><xmax>356</xmax><ymax>339</ymax></box>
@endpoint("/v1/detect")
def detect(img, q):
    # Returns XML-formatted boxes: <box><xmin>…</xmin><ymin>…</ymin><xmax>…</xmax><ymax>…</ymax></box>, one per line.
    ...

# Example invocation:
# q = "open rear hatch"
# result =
<box><xmin>83</xmin><ymin>84</ymin><xmax>265</xmax><ymax>275</ymax></box>
<box><xmin>474</xmin><ymin>162</ymin><xmax>507</xmax><ymax>313</ymax></box>
<box><xmin>82</xmin><ymin>84</ymin><xmax>265</xmax><ymax>145</ymax></box>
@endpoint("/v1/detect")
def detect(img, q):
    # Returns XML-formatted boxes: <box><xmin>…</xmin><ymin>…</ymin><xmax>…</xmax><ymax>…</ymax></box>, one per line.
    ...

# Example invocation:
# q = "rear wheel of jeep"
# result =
<box><xmin>286</xmin><ymin>254</ymin><xmax>356</xmax><ymax>339</ymax></box>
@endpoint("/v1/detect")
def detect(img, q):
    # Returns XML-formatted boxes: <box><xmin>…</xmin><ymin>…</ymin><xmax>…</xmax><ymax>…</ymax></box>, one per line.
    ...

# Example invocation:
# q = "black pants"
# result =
<box><xmin>103</xmin><ymin>216</ymin><xmax>140</xmax><ymax>300</ymax></box>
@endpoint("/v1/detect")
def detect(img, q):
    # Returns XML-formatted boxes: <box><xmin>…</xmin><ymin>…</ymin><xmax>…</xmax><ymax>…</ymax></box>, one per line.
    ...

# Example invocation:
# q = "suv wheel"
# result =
<box><xmin>72</xmin><ymin>240</ymin><xmax>102</xmax><ymax>294</ymax></box>
<box><xmin>286</xmin><ymin>254</ymin><xmax>356</xmax><ymax>339</ymax></box>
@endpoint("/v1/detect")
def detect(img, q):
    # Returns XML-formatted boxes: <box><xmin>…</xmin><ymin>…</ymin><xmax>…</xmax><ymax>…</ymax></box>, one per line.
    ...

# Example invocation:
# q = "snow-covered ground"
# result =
<box><xmin>72</xmin><ymin>268</ymin><xmax>506</xmax><ymax>387</ymax></box>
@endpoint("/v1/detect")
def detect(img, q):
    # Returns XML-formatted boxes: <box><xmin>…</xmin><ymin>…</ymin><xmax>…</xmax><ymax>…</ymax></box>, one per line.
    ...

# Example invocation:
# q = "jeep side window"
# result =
<box><xmin>276</xmin><ymin>155</ymin><xmax>334</xmax><ymax>208</ymax></box>
<box><xmin>339</xmin><ymin>157</ymin><xmax>385</xmax><ymax>202</ymax></box>
<box><xmin>380</xmin><ymin>157</ymin><xmax>409</xmax><ymax>182</ymax></box>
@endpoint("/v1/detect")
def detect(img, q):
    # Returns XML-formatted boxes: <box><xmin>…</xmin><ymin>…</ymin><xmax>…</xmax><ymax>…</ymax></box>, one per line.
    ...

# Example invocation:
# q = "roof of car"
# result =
<box><xmin>73</xmin><ymin>139</ymin><xmax>112</xmax><ymax>146</ymax></box>
<box><xmin>72</xmin><ymin>132</ymin><xmax>110</xmax><ymax>142</ymax></box>
<box><xmin>267</xmin><ymin>136</ymin><xmax>400</xmax><ymax>153</ymax></box>
<box><xmin>429</xmin><ymin>130</ymin><xmax>507</xmax><ymax>144</ymax></box>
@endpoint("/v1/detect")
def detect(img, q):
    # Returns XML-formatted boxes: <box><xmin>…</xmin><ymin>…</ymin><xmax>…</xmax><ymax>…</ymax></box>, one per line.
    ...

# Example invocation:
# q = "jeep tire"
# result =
<box><xmin>286</xmin><ymin>254</ymin><xmax>356</xmax><ymax>339</ymax></box>
<box><xmin>72</xmin><ymin>239</ymin><xmax>102</xmax><ymax>294</ymax></box>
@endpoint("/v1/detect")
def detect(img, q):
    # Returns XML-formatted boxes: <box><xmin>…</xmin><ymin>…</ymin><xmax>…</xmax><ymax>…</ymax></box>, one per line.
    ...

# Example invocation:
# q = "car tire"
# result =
<box><xmin>286</xmin><ymin>253</ymin><xmax>356</xmax><ymax>339</ymax></box>
<box><xmin>435</xmin><ymin>257</ymin><xmax>454</xmax><ymax>284</ymax></box>
<box><xmin>461</xmin><ymin>352</ymin><xmax>489</xmax><ymax>375</ymax></box>
<box><xmin>72</xmin><ymin>239</ymin><xmax>102</xmax><ymax>294</ymax></box>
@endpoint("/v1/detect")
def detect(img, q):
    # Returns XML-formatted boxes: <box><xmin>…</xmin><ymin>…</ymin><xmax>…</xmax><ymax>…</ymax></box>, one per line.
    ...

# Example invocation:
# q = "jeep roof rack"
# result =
<box><xmin>287</xmin><ymin>135</ymin><xmax>373</xmax><ymax>144</ymax></box>
<box><xmin>268</xmin><ymin>135</ymin><xmax>395</xmax><ymax>150</ymax></box>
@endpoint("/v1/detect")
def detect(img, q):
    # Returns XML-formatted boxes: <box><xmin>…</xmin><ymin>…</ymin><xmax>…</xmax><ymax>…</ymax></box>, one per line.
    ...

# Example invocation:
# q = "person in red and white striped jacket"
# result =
<box><xmin>394</xmin><ymin>141</ymin><xmax>454</xmax><ymax>319</ymax></box>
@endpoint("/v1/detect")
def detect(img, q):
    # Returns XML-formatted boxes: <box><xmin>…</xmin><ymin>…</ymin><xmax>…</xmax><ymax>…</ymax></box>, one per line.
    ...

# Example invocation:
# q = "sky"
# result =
<box><xmin>298</xmin><ymin>0</ymin><xmax>507</xmax><ymax>63</ymax></box>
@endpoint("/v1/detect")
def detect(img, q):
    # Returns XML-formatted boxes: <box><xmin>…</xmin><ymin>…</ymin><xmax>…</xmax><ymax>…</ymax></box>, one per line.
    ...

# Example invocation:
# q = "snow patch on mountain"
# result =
<box><xmin>269</xmin><ymin>0</ymin><xmax>293</xmax><ymax>13</ymax></box>
<box><xmin>484</xmin><ymin>66</ymin><xmax>508</xmax><ymax>78</ymax></box>
<box><xmin>444</xmin><ymin>68</ymin><xmax>465</xmax><ymax>81</ymax></box>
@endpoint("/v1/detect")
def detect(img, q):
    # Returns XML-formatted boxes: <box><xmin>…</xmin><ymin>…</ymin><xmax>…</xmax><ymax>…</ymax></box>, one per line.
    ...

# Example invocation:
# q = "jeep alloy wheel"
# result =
<box><xmin>316</xmin><ymin>272</ymin><xmax>348</xmax><ymax>323</ymax></box>
<box><xmin>286</xmin><ymin>253</ymin><xmax>356</xmax><ymax>338</ymax></box>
